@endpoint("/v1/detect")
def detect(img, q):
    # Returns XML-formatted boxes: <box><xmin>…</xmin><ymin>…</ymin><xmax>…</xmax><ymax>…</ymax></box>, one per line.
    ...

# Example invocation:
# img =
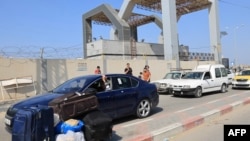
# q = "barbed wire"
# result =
<box><xmin>0</xmin><ymin>44</ymin><xmax>214</xmax><ymax>59</ymax></box>
<box><xmin>0</xmin><ymin>45</ymin><xmax>83</xmax><ymax>59</ymax></box>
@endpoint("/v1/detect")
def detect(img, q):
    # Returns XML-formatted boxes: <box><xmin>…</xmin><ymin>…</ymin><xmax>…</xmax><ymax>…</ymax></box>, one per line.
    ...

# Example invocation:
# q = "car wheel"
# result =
<box><xmin>220</xmin><ymin>84</ymin><xmax>227</xmax><ymax>93</ymax></box>
<box><xmin>136</xmin><ymin>99</ymin><xmax>151</xmax><ymax>118</ymax></box>
<box><xmin>194</xmin><ymin>87</ymin><xmax>202</xmax><ymax>98</ymax></box>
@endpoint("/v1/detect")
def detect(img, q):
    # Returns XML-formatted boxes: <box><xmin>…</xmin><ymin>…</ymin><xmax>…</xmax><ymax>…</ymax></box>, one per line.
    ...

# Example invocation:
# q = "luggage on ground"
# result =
<box><xmin>56</xmin><ymin>130</ymin><xmax>85</xmax><ymax>141</ymax></box>
<box><xmin>12</xmin><ymin>105</ymin><xmax>55</xmax><ymax>141</ymax></box>
<box><xmin>48</xmin><ymin>88</ymin><xmax>99</xmax><ymax>121</ymax></box>
<box><xmin>82</xmin><ymin>110</ymin><xmax>113</xmax><ymax>141</ymax></box>
<box><xmin>55</xmin><ymin>119</ymin><xmax>84</xmax><ymax>134</ymax></box>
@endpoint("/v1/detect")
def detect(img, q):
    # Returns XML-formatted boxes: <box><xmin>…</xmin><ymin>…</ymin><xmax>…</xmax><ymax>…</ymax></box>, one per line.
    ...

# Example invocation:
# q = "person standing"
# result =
<box><xmin>124</xmin><ymin>63</ymin><xmax>133</xmax><ymax>75</ymax></box>
<box><xmin>142</xmin><ymin>65</ymin><xmax>151</xmax><ymax>82</ymax></box>
<box><xmin>138</xmin><ymin>72</ymin><xmax>143</xmax><ymax>79</ymax></box>
<box><xmin>94</xmin><ymin>66</ymin><xmax>101</xmax><ymax>74</ymax></box>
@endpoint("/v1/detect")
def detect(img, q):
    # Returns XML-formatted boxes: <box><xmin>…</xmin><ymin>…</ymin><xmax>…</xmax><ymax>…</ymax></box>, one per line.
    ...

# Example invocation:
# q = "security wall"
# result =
<box><xmin>0</xmin><ymin>58</ymin><xmax>215</xmax><ymax>101</ymax></box>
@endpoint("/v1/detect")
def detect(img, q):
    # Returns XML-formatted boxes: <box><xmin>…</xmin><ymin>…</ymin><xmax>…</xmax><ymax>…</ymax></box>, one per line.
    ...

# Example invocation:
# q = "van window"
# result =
<box><xmin>215</xmin><ymin>68</ymin><xmax>221</xmax><ymax>78</ymax></box>
<box><xmin>204</xmin><ymin>72</ymin><xmax>211</xmax><ymax>79</ymax></box>
<box><xmin>221</xmin><ymin>67</ymin><xmax>228</xmax><ymax>77</ymax></box>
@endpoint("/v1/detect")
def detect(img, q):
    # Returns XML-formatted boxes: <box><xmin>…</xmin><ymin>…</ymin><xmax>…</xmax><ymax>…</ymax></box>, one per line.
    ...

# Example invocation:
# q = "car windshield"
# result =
<box><xmin>182</xmin><ymin>72</ymin><xmax>204</xmax><ymax>80</ymax></box>
<box><xmin>163</xmin><ymin>72</ymin><xmax>181</xmax><ymax>79</ymax></box>
<box><xmin>241</xmin><ymin>70</ymin><xmax>250</xmax><ymax>76</ymax></box>
<box><xmin>52</xmin><ymin>77</ymin><xmax>88</xmax><ymax>94</ymax></box>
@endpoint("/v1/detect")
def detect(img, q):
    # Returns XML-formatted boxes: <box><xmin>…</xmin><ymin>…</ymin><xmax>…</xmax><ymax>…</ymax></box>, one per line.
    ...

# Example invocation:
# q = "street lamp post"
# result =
<box><xmin>233</xmin><ymin>24</ymin><xmax>244</xmax><ymax>67</ymax></box>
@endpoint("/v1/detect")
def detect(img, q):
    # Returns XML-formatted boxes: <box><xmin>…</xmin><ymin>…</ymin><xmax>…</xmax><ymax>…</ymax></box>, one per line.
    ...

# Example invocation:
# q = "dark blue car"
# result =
<box><xmin>5</xmin><ymin>74</ymin><xmax>159</xmax><ymax>131</ymax></box>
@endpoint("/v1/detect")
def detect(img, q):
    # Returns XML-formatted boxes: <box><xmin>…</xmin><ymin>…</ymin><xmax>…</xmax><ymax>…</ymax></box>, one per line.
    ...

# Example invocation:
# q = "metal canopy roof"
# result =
<box><xmin>90</xmin><ymin>0</ymin><xmax>211</xmax><ymax>26</ymax></box>
<box><xmin>90</xmin><ymin>10</ymin><xmax>155</xmax><ymax>27</ymax></box>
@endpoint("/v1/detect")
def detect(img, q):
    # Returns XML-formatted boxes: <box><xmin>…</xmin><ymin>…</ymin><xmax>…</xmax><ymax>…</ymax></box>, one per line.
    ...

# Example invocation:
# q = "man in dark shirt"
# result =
<box><xmin>124</xmin><ymin>63</ymin><xmax>133</xmax><ymax>75</ymax></box>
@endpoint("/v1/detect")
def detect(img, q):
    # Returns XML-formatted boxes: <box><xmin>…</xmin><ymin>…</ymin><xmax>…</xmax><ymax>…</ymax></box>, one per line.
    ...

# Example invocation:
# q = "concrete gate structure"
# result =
<box><xmin>82</xmin><ymin>0</ymin><xmax>221</xmax><ymax>68</ymax></box>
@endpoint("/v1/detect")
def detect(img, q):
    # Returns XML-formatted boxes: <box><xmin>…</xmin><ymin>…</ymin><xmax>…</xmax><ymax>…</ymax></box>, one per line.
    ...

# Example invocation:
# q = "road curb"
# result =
<box><xmin>126</xmin><ymin>97</ymin><xmax>250</xmax><ymax>141</ymax></box>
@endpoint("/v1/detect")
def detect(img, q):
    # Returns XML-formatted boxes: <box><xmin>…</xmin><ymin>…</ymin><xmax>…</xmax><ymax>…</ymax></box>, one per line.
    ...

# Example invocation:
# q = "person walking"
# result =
<box><xmin>124</xmin><ymin>63</ymin><xmax>133</xmax><ymax>75</ymax></box>
<box><xmin>142</xmin><ymin>65</ymin><xmax>151</xmax><ymax>82</ymax></box>
<box><xmin>94</xmin><ymin>66</ymin><xmax>101</xmax><ymax>74</ymax></box>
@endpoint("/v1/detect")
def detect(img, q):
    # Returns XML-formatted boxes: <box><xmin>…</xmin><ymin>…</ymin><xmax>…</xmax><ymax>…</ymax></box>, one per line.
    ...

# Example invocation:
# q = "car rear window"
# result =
<box><xmin>131</xmin><ymin>78</ymin><xmax>139</xmax><ymax>87</ymax></box>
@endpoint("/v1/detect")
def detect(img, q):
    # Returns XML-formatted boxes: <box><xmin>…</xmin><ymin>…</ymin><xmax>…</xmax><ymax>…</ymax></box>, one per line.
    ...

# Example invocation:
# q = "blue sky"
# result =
<box><xmin>0</xmin><ymin>0</ymin><xmax>249</xmax><ymax>65</ymax></box>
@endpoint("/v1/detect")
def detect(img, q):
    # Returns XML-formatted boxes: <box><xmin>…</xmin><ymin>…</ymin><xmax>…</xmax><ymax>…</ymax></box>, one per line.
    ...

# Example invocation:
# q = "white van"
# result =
<box><xmin>151</xmin><ymin>70</ymin><xmax>190</xmax><ymax>94</ymax></box>
<box><xmin>169</xmin><ymin>64</ymin><xmax>228</xmax><ymax>97</ymax></box>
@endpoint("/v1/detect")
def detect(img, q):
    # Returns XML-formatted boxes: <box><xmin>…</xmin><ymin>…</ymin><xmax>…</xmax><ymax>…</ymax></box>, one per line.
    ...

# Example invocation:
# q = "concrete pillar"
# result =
<box><xmin>40</xmin><ymin>59</ymin><xmax>48</xmax><ymax>93</ymax></box>
<box><xmin>117</xmin><ymin>26</ymin><xmax>131</xmax><ymax>41</ymax></box>
<box><xmin>82</xmin><ymin>19</ymin><xmax>92</xmax><ymax>59</ymax></box>
<box><xmin>118</xmin><ymin>0</ymin><xmax>135</xmax><ymax>20</ymax></box>
<box><xmin>83</xmin><ymin>4</ymin><xmax>130</xmax><ymax>58</ymax></box>
<box><xmin>130</xmin><ymin>26</ymin><xmax>138</xmax><ymax>41</ymax></box>
<box><xmin>110</xmin><ymin>28</ymin><xmax>118</xmax><ymax>40</ymax></box>
<box><xmin>208</xmin><ymin>0</ymin><xmax>221</xmax><ymax>64</ymax></box>
<box><xmin>161</xmin><ymin>0</ymin><xmax>180</xmax><ymax>68</ymax></box>
<box><xmin>110</xmin><ymin>0</ymin><xmax>135</xmax><ymax>40</ymax></box>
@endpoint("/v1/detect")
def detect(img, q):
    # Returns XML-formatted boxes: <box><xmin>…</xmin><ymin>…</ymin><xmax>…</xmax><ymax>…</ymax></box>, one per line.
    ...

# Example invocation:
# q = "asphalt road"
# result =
<box><xmin>168</xmin><ymin>102</ymin><xmax>250</xmax><ymax>141</ymax></box>
<box><xmin>0</xmin><ymin>111</ymin><xmax>10</xmax><ymax>141</ymax></box>
<box><xmin>0</xmin><ymin>85</ymin><xmax>250</xmax><ymax>140</ymax></box>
